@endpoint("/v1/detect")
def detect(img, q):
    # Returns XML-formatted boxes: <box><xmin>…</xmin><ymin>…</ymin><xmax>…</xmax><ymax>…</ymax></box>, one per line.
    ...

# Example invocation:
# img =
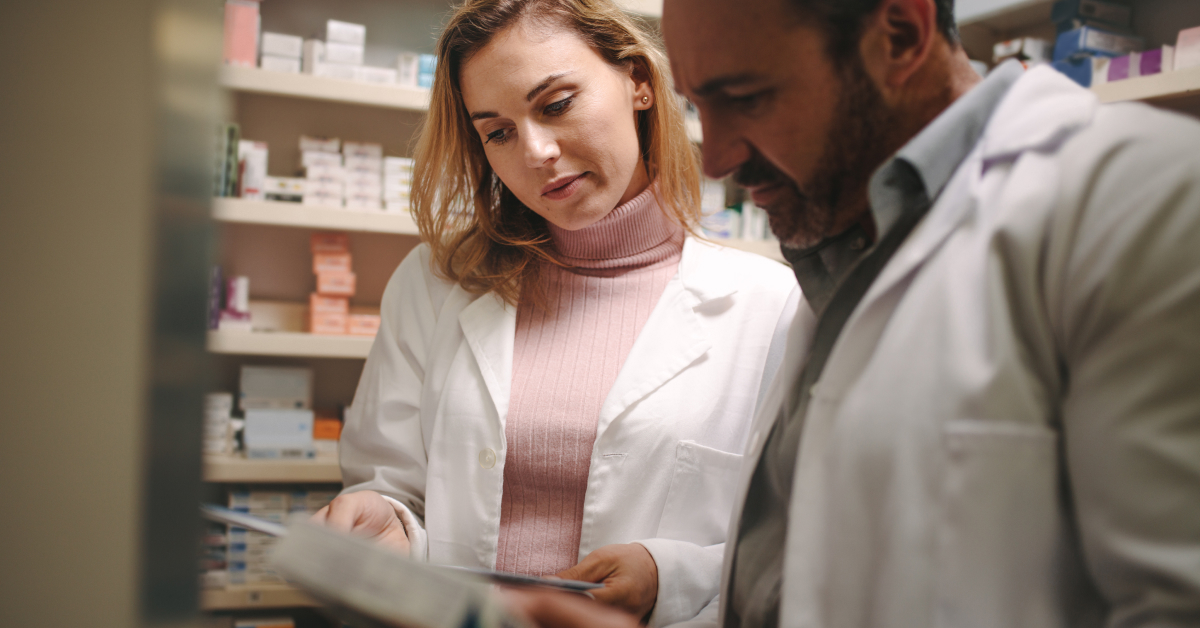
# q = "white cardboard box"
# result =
<box><xmin>259</xmin><ymin>55</ymin><xmax>300</xmax><ymax>74</ymax></box>
<box><xmin>325</xmin><ymin>41</ymin><xmax>365</xmax><ymax>66</ymax></box>
<box><xmin>326</xmin><ymin>19</ymin><xmax>366</xmax><ymax>46</ymax></box>
<box><xmin>261</xmin><ymin>32</ymin><xmax>303</xmax><ymax>58</ymax></box>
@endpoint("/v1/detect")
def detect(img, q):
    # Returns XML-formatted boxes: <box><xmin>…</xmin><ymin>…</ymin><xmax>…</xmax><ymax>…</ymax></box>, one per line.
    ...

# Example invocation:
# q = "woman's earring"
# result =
<box><xmin>642</xmin><ymin>96</ymin><xmax>649</xmax><ymax>105</ymax></box>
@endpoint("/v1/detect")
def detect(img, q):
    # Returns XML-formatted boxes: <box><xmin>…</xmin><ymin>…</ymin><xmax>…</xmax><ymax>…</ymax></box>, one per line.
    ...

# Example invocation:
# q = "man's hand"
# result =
<box><xmin>555</xmin><ymin>543</ymin><xmax>658</xmax><ymax>621</ymax></box>
<box><xmin>505</xmin><ymin>588</ymin><xmax>641</xmax><ymax>628</ymax></box>
<box><xmin>311</xmin><ymin>490</ymin><xmax>411</xmax><ymax>555</ymax></box>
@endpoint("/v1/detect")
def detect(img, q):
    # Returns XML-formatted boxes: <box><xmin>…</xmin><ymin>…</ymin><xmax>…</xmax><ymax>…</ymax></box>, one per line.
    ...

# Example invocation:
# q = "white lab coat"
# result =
<box><xmin>340</xmin><ymin>237</ymin><xmax>799</xmax><ymax>626</ymax></box>
<box><xmin>695</xmin><ymin>67</ymin><xmax>1200</xmax><ymax>627</ymax></box>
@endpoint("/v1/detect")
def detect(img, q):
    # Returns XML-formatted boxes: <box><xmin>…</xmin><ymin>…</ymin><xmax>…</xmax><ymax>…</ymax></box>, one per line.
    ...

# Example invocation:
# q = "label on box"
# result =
<box><xmin>345</xmin><ymin>156</ymin><xmax>383</xmax><ymax>174</ymax></box>
<box><xmin>348</xmin><ymin>313</ymin><xmax>381</xmax><ymax>336</ymax></box>
<box><xmin>314</xmin><ymin>251</ymin><xmax>352</xmax><ymax>274</ymax></box>
<box><xmin>300</xmin><ymin>135</ymin><xmax>340</xmax><ymax>154</ymax></box>
<box><xmin>317</xmin><ymin>271</ymin><xmax>357</xmax><ymax>297</ymax></box>
<box><xmin>310</xmin><ymin>311</ymin><xmax>348</xmax><ymax>334</ymax></box>
<box><xmin>344</xmin><ymin>142</ymin><xmax>384</xmax><ymax>159</ymax></box>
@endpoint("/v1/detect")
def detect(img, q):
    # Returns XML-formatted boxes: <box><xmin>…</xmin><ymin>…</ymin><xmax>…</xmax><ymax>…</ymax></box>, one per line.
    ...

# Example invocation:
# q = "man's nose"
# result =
<box><xmin>699</xmin><ymin>115</ymin><xmax>750</xmax><ymax>180</ymax></box>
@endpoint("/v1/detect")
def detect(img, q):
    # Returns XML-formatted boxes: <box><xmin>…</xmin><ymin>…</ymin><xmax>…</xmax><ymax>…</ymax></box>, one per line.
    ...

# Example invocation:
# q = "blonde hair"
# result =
<box><xmin>410</xmin><ymin>0</ymin><xmax>702</xmax><ymax>306</ymax></box>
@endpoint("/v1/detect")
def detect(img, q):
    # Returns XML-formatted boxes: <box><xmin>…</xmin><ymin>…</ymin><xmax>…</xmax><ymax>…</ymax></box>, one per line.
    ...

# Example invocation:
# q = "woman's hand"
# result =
<box><xmin>311</xmin><ymin>490</ymin><xmax>411</xmax><ymax>556</ymax></box>
<box><xmin>504</xmin><ymin>588</ymin><xmax>641</xmax><ymax>628</ymax></box>
<box><xmin>554</xmin><ymin>543</ymin><xmax>658</xmax><ymax>621</ymax></box>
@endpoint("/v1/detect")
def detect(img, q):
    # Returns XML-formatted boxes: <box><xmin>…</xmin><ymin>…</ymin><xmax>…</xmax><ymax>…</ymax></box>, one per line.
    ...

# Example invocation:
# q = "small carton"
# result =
<box><xmin>326</xmin><ymin>19</ymin><xmax>366</xmax><ymax>46</ymax></box>
<box><xmin>325</xmin><ymin>41</ymin><xmax>365</xmax><ymax>66</ymax></box>
<box><xmin>313</xmin><ymin>251</ymin><xmax>352</xmax><ymax>274</ymax></box>
<box><xmin>344</xmin><ymin>142</ymin><xmax>385</xmax><ymax>160</ymax></box>
<box><xmin>311</xmin><ymin>232</ymin><xmax>349</xmax><ymax>253</ymax></box>
<box><xmin>317</xmin><ymin>271</ymin><xmax>356</xmax><ymax>297</ymax></box>
<box><xmin>299</xmin><ymin>135</ymin><xmax>340</xmax><ymax>154</ymax></box>
<box><xmin>310</xmin><ymin>311</ymin><xmax>347</xmax><ymax>334</ymax></box>
<box><xmin>310</xmin><ymin>293</ymin><xmax>349</xmax><ymax>314</ymax></box>
<box><xmin>261</xmin><ymin>32</ymin><xmax>303</xmax><ymax>58</ymax></box>
<box><xmin>260</xmin><ymin>55</ymin><xmax>301</xmax><ymax>74</ymax></box>
<box><xmin>348</xmin><ymin>313</ymin><xmax>381</xmax><ymax>337</ymax></box>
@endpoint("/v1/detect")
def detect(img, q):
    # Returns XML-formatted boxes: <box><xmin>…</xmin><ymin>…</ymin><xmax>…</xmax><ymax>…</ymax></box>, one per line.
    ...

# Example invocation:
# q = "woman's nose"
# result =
<box><xmin>523</xmin><ymin>125</ymin><xmax>561</xmax><ymax>168</ymax></box>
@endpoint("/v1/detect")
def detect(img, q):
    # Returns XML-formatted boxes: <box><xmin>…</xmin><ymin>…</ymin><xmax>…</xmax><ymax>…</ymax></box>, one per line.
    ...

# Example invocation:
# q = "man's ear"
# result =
<box><xmin>858</xmin><ymin>0</ymin><xmax>937</xmax><ymax>92</ymax></box>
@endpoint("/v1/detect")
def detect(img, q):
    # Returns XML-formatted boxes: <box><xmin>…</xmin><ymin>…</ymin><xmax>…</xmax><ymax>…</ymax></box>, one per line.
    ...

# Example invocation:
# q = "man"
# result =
<box><xmin>510</xmin><ymin>0</ymin><xmax>1200</xmax><ymax>626</ymax></box>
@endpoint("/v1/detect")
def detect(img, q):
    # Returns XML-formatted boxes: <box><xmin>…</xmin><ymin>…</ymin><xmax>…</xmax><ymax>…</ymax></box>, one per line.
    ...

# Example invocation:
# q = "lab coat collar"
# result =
<box><xmin>456</xmin><ymin>237</ymin><xmax>727</xmax><ymax>436</ymax></box>
<box><xmin>980</xmin><ymin>65</ymin><xmax>1098</xmax><ymax>164</ymax></box>
<box><xmin>858</xmin><ymin>64</ymin><xmax>1099</xmax><ymax>319</ymax></box>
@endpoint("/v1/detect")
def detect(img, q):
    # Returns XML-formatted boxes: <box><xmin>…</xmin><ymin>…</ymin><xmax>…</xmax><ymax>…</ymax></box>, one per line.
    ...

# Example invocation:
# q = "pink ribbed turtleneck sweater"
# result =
<box><xmin>494</xmin><ymin>185</ymin><xmax>685</xmax><ymax>576</ymax></box>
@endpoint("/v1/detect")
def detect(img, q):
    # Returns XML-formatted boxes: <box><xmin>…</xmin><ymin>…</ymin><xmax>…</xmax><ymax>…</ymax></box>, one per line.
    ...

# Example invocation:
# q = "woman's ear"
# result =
<box><xmin>631</xmin><ymin>60</ymin><xmax>654</xmax><ymax>110</ymax></box>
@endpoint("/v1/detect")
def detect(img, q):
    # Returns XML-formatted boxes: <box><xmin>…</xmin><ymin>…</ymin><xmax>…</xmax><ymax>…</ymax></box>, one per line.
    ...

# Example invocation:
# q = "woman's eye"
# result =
<box><xmin>485</xmin><ymin>128</ymin><xmax>509</xmax><ymax>145</ymax></box>
<box><xmin>544</xmin><ymin>97</ymin><xmax>573</xmax><ymax>116</ymax></box>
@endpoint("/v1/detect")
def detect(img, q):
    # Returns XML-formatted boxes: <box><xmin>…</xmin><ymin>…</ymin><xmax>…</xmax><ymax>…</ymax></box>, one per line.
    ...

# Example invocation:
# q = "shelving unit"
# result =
<box><xmin>1093</xmin><ymin>63</ymin><xmax>1200</xmax><ymax>106</ymax></box>
<box><xmin>202</xmin><ymin>583</ymin><xmax>319</xmax><ymax>611</ymax></box>
<box><xmin>208</xmin><ymin>330</ymin><xmax>373</xmax><ymax>359</ymax></box>
<box><xmin>214</xmin><ymin>197</ymin><xmax>419</xmax><ymax>235</ymax></box>
<box><xmin>221</xmin><ymin>65</ymin><xmax>430</xmax><ymax>111</ymax></box>
<box><xmin>204</xmin><ymin>455</ymin><xmax>342</xmax><ymax>483</ymax></box>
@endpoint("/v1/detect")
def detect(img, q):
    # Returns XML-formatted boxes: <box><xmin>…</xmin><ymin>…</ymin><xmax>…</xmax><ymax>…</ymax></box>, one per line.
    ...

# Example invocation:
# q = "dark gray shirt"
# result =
<box><xmin>725</xmin><ymin>61</ymin><xmax>1024</xmax><ymax>628</ymax></box>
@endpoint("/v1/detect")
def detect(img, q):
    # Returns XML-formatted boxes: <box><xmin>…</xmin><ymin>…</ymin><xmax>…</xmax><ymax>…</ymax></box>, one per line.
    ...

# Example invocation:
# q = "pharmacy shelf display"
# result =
<box><xmin>221</xmin><ymin>65</ymin><xmax>430</xmax><ymax>111</ymax></box>
<box><xmin>202</xmin><ymin>583</ymin><xmax>319</xmax><ymax>611</ymax></box>
<box><xmin>207</xmin><ymin>330</ymin><xmax>373</xmax><ymax>359</ymax></box>
<box><xmin>214</xmin><ymin>197</ymin><xmax>419</xmax><ymax>235</ymax></box>
<box><xmin>1093</xmin><ymin>63</ymin><xmax>1200</xmax><ymax>106</ymax></box>
<box><xmin>204</xmin><ymin>455</ymin><xmax>342</xmax><ymax>483</ymax></box>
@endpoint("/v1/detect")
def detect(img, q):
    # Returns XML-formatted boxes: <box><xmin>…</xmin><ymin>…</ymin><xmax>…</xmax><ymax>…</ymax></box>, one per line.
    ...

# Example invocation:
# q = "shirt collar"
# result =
<box><xmin>868</xmin><ymin>60</ymin><xmax>1024</xmax><ymax>237</ymax></box>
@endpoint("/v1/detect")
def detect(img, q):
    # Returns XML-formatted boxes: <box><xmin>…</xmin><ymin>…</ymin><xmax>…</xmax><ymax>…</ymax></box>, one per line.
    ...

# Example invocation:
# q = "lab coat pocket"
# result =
<box><xmin>937</xmin><ymin>420</ymin><xmax>1062</xmax><ymax>628</ymax></box>
<box><xmin>657</xmin><ymin>441</ymin><xmax>744</xmax><ymax>546</ymax></box>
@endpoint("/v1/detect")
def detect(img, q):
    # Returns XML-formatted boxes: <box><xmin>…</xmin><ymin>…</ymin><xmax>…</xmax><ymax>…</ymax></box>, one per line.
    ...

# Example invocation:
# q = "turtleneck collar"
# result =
<box><xmin>547</xmin><ymin>182</ymin><xmax>684</xmax><ymax>273</ymax></box>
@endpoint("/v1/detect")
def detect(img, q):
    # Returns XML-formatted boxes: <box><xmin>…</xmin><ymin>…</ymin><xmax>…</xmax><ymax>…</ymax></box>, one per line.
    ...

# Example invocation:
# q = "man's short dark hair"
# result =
<box><xmin>788</xmin><ymin>0</ymin><xmax>959</xmax><ymax>61</ymax></box>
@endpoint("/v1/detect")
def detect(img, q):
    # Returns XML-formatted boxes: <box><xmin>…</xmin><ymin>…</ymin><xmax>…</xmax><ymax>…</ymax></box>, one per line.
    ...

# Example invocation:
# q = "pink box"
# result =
<box><xmin>348</xmin><ymin>314</ymin><xmax>381</xmax><ymax>337</ymax></box>
<box><xmin>310</xmin><ymin>232</ymin><xmax>349</xmax><ymax>254</ymax></box>
<box><xmin>309</xmin><ymin>293</ymin><xmax>348</xmax><ymax>315</ymax></box>
<box><xmin>313</xmin><ymin>252</ymin><xmax>352</xmax><ymax>274</ymax></box>
<box><xmin>222</xmin><ymin>1</ymin><xmax>259</xmax><ymax>67</ymax></box>
<box><xmin>316</xmin><ymin>271</ymin><xmax>356</xmax><ymax>297</ymax></box>
<box><xmin>1176</xmin><ymin>26</ymin><xmax>1200</xmax><ymax>71</ymax></box>
<box><xmin>310</xmin><ymin>311</ymin><xmax>347</xmax><ymax>335</ymax></box>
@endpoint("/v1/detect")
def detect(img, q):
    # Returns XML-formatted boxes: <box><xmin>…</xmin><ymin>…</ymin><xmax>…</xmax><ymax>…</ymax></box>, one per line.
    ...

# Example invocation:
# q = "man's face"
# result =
<box><xmin>663</xmin><ymin>0</ymin><xmax>897</xmax><ymax>248</ymax></box>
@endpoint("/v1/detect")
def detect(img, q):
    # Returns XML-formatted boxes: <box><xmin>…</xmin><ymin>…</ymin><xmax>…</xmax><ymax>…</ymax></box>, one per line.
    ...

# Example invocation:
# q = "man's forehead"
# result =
<box><xmin>663</xmin><ymin>0</ymin><xmax>793</xmax><ymax>93</ymax></box>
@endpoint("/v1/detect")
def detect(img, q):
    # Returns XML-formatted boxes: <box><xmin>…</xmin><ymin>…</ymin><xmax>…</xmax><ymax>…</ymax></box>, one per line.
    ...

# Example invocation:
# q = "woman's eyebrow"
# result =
<box><xmin>469</xmin><ymin>71</ymin><xmax>575</xmax><ymax>121</ymax></box>
<box><xmin>526</xmin><ymin>71</ymin><xmax>572</xmax><ymax>102</ymax></box>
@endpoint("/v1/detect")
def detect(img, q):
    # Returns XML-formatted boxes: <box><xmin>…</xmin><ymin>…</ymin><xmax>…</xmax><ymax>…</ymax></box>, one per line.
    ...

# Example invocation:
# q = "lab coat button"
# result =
<box><xmin>478</xmin><ymin>448</ymin><xmax>496</xmax><ymax>469</ymax></box>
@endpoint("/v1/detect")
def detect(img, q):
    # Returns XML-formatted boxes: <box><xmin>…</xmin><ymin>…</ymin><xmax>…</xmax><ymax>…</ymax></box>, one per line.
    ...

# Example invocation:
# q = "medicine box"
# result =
<box><xmin>397</xmin><ymin>53</ymin><xmax>419</xmax><ymax>87</ymax></box>
<box><xmin>300</xmin><ymin>135</ymin><xmax>340</xmax><ymax>154</ymax></box>
<box><xmin>344</xmin><ymin>142</ymin><xmax>384</xmax><ymax>160</ymax></box>
<box><xmin>313</xmin><ymin>251</ymin><xmax>352</xmax><ymax>274</ymax></box>
<box><xmin>356</xmin><ymin>66</ymin><xmax>398</xmax><ymax>85</ymax></box>
<box><xmin>222</xmin><ymin>0</ymin><xmax>259</xmax><ymax>67</ymax></box>
<box><xmin>237</xmin><ymin>140</ymin><xmax>268</xmax><ymax>200</ymax></box>
<box><xmin>239</xmin><ymin>365</ymin><xmax>312</xmax><ymax>411</ymax></box>
<box><xmin>243</xmin><ymin>408</ymin><xmax>315</xmax><ymax>459</ymax></box>
<box><xmin>313</xmin><ymin>62</ymin><xmax>357</xmax><ymax>81</ymax></box>
<box><xmin>311</xmin><ymin>232</ymin><xmax>349</xmax><ymax>253</ymax></box>
<box><xmin>326</xmin><ymin>19</ymin><xmax>366</xmax><ymax>46</ymax></box>
<box><xmin>259</xmin><ymin>55</ymin><xmax>300</xmax><ymax>74</ymax></box>
<box><xmin>1177</xmin><ymin>26</ymin><xmax>1200</xmax><ymax>71</ymax></box>
<box><xmin>348</xmin><ymin>313</ymin><xmax>382</xmax><ymax>337</ymax></box>
<box><xmin>418</xmin><ymin>54</ymin><xmax>437</xmax><ymax>88</ymax></box>
<box><xmin>1054</xmin><ymin>26</ymin><xmax>1142</xmax><ymax>62</ymax></box>
<box><xmin>325</xmin><ymin>41</ymin><xmax>365</xmax><ymax>66</ymax></box>
<box><xmin>302</xmin><ymin>39</ymin><xmax>325</xmax><ymax>74</ymax></box>
<box><xmin>310</xmin><ymin>294</ymin><xmax>349</xmax><ymax>315</ymax></box>
<box><xmin>310</xmin><ymin>311</ymin><xmax>347</xmax><ymax>334</ymax></box>
<box><xmin>313</xmin><ymin>417</ymin><xmax>343</xmax><ymax>440</ymax></box>
<box><xmin>317</xmin><ymin>271</ymin><xmax>357</xmax><ymax>297</ymax></box>
<box><xmin>260</xmin><ymin>32</ymin><xmax>303</xmax><ymax>59</ymax></box>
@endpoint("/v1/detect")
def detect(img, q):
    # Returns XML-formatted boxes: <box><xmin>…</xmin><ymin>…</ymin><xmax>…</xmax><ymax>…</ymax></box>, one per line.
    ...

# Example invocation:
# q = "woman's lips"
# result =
<box><xmin>542</xmin><ymin>173</ymin><xmax>587</xmax><ymax>201</ymax></box>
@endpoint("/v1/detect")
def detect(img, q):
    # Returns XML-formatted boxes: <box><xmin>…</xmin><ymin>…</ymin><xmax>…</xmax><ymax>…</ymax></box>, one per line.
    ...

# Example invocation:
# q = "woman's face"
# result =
<box><xmin>460</xmin><ymin>21</ymin><xmax>654</xmax><ymax>231</ymax></box>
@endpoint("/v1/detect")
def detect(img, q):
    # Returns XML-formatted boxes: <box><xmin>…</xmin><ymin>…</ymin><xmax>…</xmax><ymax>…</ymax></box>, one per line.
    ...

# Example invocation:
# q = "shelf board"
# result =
<box><xmin>214</xmin><ymin>197</ymin><xmax>420</xmax><ymax>235</ymax></box>
<box><xmin>208</xmin><ymin>330</ymin><xmax>373</xmax><ymax>359</ymax></box>
<box><xmin>220</xmin><ymin>65</ymin><xmax>430</xmax><ymax>111</ymax></box>
<box><xmin>201</xmin><ymin>584</ymin><xmax>318</xmax><ymax>610</ymax></box>
<box><xmin>204</xmin><ymin>455</ymin><xmax>342</xmax><ymax>483</ymax></box>
<box><xmin>716</xmin><ymin>238</ymin><xmax>784</xmax><ymax>263</ymax></box>
<box><xmin>1093</xmin><ymin>65</ymin><xmax>1200</xmax><ymax>107</ymax></box>
<box><xmin>957</xmin><ymin>0</ymin><xmax>1054</xmax><ymax>32</ymax></box>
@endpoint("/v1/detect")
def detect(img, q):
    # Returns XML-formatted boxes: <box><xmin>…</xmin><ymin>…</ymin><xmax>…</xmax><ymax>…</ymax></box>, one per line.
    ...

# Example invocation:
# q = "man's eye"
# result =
<box><xmin>485</xmin><ymin>128</ymin><xmax>509</xmax><ymax>145</ymax></box>
<box><xmin>545</xmin><ymin>97</ymin><xmax>573</xmax><ymax>116</ymax></box>
<box><xmin>728</xmin><ymin>93</ymin><xmax>761</xmax><ymax>109</ymax></box>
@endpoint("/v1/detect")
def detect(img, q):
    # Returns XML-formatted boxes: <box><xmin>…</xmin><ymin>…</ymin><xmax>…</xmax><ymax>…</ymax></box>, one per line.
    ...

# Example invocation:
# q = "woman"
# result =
<box><xmin>315</xmin><ymin>0</ymin><xmax>798</xmax><ymax>623</ymax></box>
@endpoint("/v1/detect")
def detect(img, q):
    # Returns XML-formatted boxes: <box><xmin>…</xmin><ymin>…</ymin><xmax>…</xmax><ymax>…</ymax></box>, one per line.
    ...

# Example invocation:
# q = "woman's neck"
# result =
<box><xmin>547</xmin><ymin>183</ymin><xmax>683</xmax><ymax>272</ymax></box>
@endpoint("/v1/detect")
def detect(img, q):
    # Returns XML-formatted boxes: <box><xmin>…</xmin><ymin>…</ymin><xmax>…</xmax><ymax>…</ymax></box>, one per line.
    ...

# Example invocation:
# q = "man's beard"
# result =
<box><xmin>734</xmin><ymin>55</ymin><xmax>902</xmax><ymax>249</ymax></box>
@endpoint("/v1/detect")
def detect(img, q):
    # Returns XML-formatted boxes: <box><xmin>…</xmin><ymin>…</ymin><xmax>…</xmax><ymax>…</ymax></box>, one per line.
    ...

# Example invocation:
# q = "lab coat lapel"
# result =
<box><xmin>458</xmin><ymin>292</ymin><xmax>517</xmax><ymax>426</ymax></box>
<box><xmin>594</xmin><ymin>239</ymin><xmax>724</xmax><ymax>438</ymax></box>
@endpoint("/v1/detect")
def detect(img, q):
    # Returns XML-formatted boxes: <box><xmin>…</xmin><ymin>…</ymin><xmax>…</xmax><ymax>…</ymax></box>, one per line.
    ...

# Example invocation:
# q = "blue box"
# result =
<box><xmin>1052</xmin><ymin>55</ymin><xmax>1096</xmax><ymax>87</ymax></box>
<box><xmin>1054</xmin><ymin>26</ymin><xmax>1142</xmax><ymax>62</ymax></box>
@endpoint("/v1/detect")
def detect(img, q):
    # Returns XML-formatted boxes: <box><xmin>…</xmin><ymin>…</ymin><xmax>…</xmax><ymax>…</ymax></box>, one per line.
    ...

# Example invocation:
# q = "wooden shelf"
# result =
<box><xmin>201</xmin><ymin>584</ymin><xmax>318</xmax><ymax>611</ymax></box>
<box><xmin>1093</xmin><ymin>65</ymin><xmax>1200</xmax><ymax>107</ymax></box>
<box><xmin>204</xmin><ymin>455</ymin><xmax>342</xmax><ymax>483</ymax></box>
<box><xmin>220</xmin><ymin>65</ymin><xmax>430</xmax><ymax>111</ymax></box>
<box><xmin>208</xmin><ymin>330</ymin><xmax>373</xmax><ymax>359</ymax></box>
<box><xmin>213</xmin><ymin>197</ymin><xmax>420</xmax><ymax>235</ymax></box>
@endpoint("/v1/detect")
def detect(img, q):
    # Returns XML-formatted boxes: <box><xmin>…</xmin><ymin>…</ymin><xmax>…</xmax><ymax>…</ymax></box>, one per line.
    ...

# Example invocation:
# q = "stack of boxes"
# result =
<box><xmin>384</xmin><ymin>157</ymin><xmax>414</xmax><ymax>212</ymax></box>
<box><xmin>1049</xmin><ymin>0</ymin><xmax>1144</xmax><ymax>86</ymax></box>
<box><xmin>302</xmin><ymin>20</ymin><xmax>398</xmax><ymax>85</ymax></box>
<box><xmin>344</xmin><ymin>142</ymin><xmax>385</xmax><ymax>211</ymax></box>
<box><xmin>205</xmin><ymin>392</ymin><xmax>235</xmax><ymax>455</ymax></box>
<box><xmin>308</xmin><ymin>233</ymin><xmax>381</xmax><ymax>337</ymax></box>
<box><xmin>241</xmin><ymin>365</ymin><xmax>315</xmax><ymax>460</ymax></box>
<box><xmin>226</xmin><ymin>488</ymin><xmax>337</xmax><ymax>586</ymax></box>
<box><xmin>260</xmin><ymin>32</ymin><xmax>303</xmax><ymax>74</ymax></box>
<box><xmin>300</xmin><ymin>136</ymin><xmax>344</xmax><ymax>208</ymax></box>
